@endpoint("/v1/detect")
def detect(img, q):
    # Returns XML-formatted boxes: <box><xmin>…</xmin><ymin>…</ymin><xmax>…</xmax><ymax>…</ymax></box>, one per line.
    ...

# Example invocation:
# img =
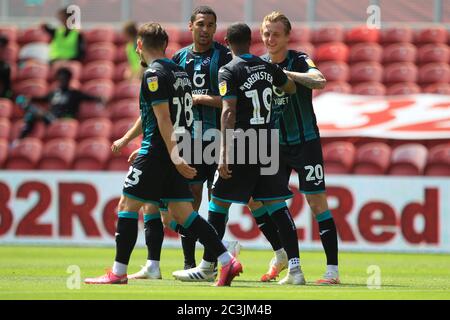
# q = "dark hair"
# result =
<box><xmin>226</xmin><ymin>23</ymin><xmax>252</xmax><ymax>46</ymax></box>
<box><xmin>58</xmin><ymin>7</ymin><xmax>71</xmax><ymax>19</ymax></box>
<box><xmin>0</xmin><ymin>35</ymin><xmax>8</xmax><ymax>47</ymax></box>
<box><xmin>56</xmin><ymin>67</ymin><xmax>73</xmax><ymax>80</ymax></box>
<box><xmin>190</xmin><ymin>6</ymin><xmax>217</xmax><ymax>23</ymax></box>
<box><xmin>123</xmin><ymin>21</ymin><xmax>138</xmax><ymax>38</ymax></box>
<box><xmin>138</xmin><ymin>22</ymin><xmax>169</xmax><ymax>51</ymax></box>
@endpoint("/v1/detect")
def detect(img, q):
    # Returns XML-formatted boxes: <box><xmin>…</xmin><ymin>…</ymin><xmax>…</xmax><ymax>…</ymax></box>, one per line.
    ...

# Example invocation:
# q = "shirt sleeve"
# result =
<box><xmin>143</xmin><ymin>70</ymin><xmax>170</xmax><ymax>106</ymax></box>
<box><xmin>294</xmin><ymin>53</ymin><xmax>319</xmax><ymax>73</ymax></box>
<box><xmin>270</xmin><ymin>63</ymin><xmax>289</xmax><ymax>88</ymax></box>
<box><xmin>218</xmin><ymin>66</ymin><xmax>236</xmax><ymax>100</ymax></box>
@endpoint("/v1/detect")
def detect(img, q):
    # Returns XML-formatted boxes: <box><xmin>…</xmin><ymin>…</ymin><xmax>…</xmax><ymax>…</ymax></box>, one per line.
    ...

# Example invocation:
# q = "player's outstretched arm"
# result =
<box><xmin>219</xmin><ymin>97</ymin><xmax>236</xmax><ymax>179</ymax></box>
<box><xmin>279</xmin><ymin>77</ymin><xmax>297</xmax><ymax>95</ymax></box>
<box><xmin>153</xmin><ymin>102</ymin><xmax>197</xmax><ymax>179</ymax></box>
<box><xmin>192</xmin><ymin>94</ymin><xmax>223</xmax><ymax>108</ymax></box>
<box><xmin>111</xmin><ymin>116</ymin><xmax>143</xmax><ymax>154</ymax></box>
<box><xmin>284</xmin><ymin>69</ymin><xmax>327</xmax><ymax>90</ymax></box>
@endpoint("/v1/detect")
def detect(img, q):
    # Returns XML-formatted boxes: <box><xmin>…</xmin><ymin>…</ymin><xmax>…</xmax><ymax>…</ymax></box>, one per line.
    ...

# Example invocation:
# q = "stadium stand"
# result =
<box><xmin>388</xmin><ymin>144</ymin><xmax>428</xmax><ymax>176</ymax></box>
<box><xmin>424</xmin><ymin>143</ymin><xmax>450</xmax><ymax>176</ymax></box>
<box><xmin>353</xmin><ymin>142</ymin><xmax>392</xmax><ymax>175</ymax></box>
<box><xmin>38</xmin><ymin>138</ymin><xmax>76</xmax><ymax>170</ymax></box>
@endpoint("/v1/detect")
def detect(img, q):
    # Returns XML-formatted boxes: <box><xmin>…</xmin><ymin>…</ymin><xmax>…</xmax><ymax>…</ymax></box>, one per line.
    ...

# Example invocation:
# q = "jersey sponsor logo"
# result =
<box><xmin>147</xmin><ymin>76</ymin><xmax>159</xmax><ymax>92</ymax></box>
<box><xmin>186</xmin><ymin>58</ymin><xmax>195</xmax><ymax>64</ymax></box>
<box><xmin>219</xmin><ymin>81</ymin><xmax>227</xmax><ymax>96</ymax></box>
<box><xmin>193</xmin><ymin>72</ymin><xmax>206</xmax><ymax>88</ymax></box>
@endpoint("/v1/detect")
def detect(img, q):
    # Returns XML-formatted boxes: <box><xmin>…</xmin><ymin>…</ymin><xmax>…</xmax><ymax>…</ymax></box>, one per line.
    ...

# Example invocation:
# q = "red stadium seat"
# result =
<box><xmin>319</xmin><ymin>81</ymin><xmax>352</xmax><ymax>95</ymax></box>
<box><xmin>84</xmin><ymin>26</ymin><xmax>115</xmax><ymax>44</ymax></box>
<box><xmin>323</xmin><ymin>141</ymin><xmax>355</xmax><ymax>174</ymax></box>
<box><xmin>349</xmin><ymin>43</ymin><xmax>383</xmax><ymax>63</ymax></box>
<box><xmin>1</xmin><ymin>44</ymin><xmax>19</xmax><ymax>63</ymax></box>
<box><xmin>45</xmin><ymin>119</ymin><xmax>79</xmax><ymax>141</ymax></box>
<box><xmin>49</xmin><ymin>79</ymin><xmax>81</xmax><ymax>91</ymax></box>
<box><xmin>293</xmin><ymin>42</ymin><xmax>315</xmax><ymax>58</ymax></box>
<box><xmin>111</xmin><ymin>118</ymin><xmax>136</xmax><ymax>141</ymax></box>
<box><xmin>77</xmin><ymin>118</ymin><xmax>112</xmax><ymax>141</ymax></box>
<box><xmin>386</xmin><ymin>83</ymin><xmax>421</xmax><ymax>95</ymax></box>
<box><xmin>352</xmin><ymin>82</ymin><xmax>386</xmax><ymax>96</ymax></box>
<box><xmin>17</xmin><ymin>62</ymin><xmax>49</xmax><ymax>81</ymax></box>
<box><xmin>383</xmin><ymin>63</ymin><xmax>418</xmax><ymax>84</ymax></box>
<box><xmin>418</xmin><ymin>63</ymin><xmax>450</xmax><ymax>84</ymax></box>
<box><xmin>315</xmin><ymin>42</ymin><xmax>349</xmax><ymax>62</ymax></box>
<box><xmin>251</xmin><ymin>27</ymin><xmax>263</xmax><ymax>44</ymax></box>
<box><xmin>115</xmin><ymin>44</ymin><xmax>128</xmax><ymax>63</ymax></box>
<box><xmin>78</xmin><ymin>102</ymin><xmax>108</xmax><ymax>121</ymax></box>
<box><xmin>0</xmin><ymin>118</ymin><xmax>11</xmax><ymax>140</ymax></box>
<box><xmin>382</xmin><ymin>43</ymin><xmax>417</xmax><ymax>63</ymax></box>
<box><xmin>81</xmin><ymin>80</ymin><xmax>114</xmax><ymax>102</ymax></box>
<box><xmin>81</xmin><ymin>61</ymin><xmax>114</xmax><ymax>81</ymax></box>
<box><xmin>17</xmin><ymin>27</ymin><xmax>50</xmax><ymax>44</ymax></box>
<box><xmin>179</xmin><ymin>30</ymin><xmax>193</xmax><ymax>47</ymax></box>
<box><xmin>313</xmin><ymin>26</ymin><xmax>344</xmax><ymax>44</ymax></box>
<box><xmin>73</xmin><ymin>137</ymin><xmax>111</xmax><ymax>170</ymax></box>
<box><xmin>417</xmin><ymin>44</ymin><xmax>449</xmax><ymax>64</ymax></box>
<box><xmin>109</xmin><ymin>99</ymin><xmax>139</xmax><ymax>122</ymax></box>
<box><xmin>250</xmin><ymin>43</ymin><xmax>267</xmax><ymax>56</ymax></box>
<box><xmin>317</xmin><ymin>62</ymin><xmax>349</xmax><ymax>82</ymax></box>
<box><xmin>5</xmin><ymin>137</ymin><xmax>43</xmax><ymax>169</ymax></box>
<box><xmin>350</xmin><ymin>62</ymin><xmax>383</xmax><ymax>83</ymax></box>
<box><xmin>345</xmin><ymin>26</ymin><xmax>379</xmax><ymax>43</ymax></box>
<box><xmin>114</xmin><ymin>80</ymin><xmax>140</xmax><ymax>100</ymax></box>
<box><xmin>84</xmin><ymin>42</ymin><xmax>115</xmax><ymax>63</ymax></box>
<box><xmin>425</xmin><ymin>143</ymin><xmax>450</xmax><ymax>176</ymax></box>
<box><xmin>10</xmin><ymin>120</ymin><xmax>46</xmax><ymax>141</ymax></box>
<box><xmin>0</xmin><ymin>98</ymin><xmax>13</xmax><ymax>118</ymax></box>
<box><xmin>10</xmin><ymin>103</ymin><xmax>25</xmax><ymax>121</ymax></box>
<box><xmin>38</xmin><ymin>138</ymin><xmax>76</xmax><ymax>170</ymax></box>
<box><xmin>164</xmin><ymin>25</ymin><xmax>181</xmax><ymax>44</ymax></box>
<box><xmin>353</xmin><ymin>142</ymin><xmax>392</xmax><ymax>175</ymax></box>
<box><xmin>114</xmin><ymin>31</ymin><xmax>127</xmax><ymax>46</ymax></box>
<box><xmin>0</xmin><ymin>138</ymin><xmax>7</xmax><ymax>167</ymax></box>
<box><xmin>214</xmin><ymin>28</ymin><xmax>227</xmax><ymax>45</ymax></box>
<box><xmin>166</xmin><ymin>43</ymin><xmax>182</xmax><ymax>60</ymax></box>
<box><xmin>113</xmin><ymin>62</ymin><xmax>130</xmax><ymax>82</ymax></box>
<box><xmin>388</xmin><ymin>143</ymin><xmax>428</xmax><ymax>176</ymax></box>
<box><xmin>107</xmin><ymin>139</ymin><xmax>141</xmax><ymax>171</ymax></box>
<box><xmin>290</xmin><ymin>26</ymin><xmax>311</xmax><ymax>43</ymax></box>
<box><xmin>13</xmin><ymin>79</ymin><xmax>48</xmax><ymax>97</ymax></box>
<box><xmin>50</xmin><ymin>60</ymin><xmax>82</xmax><ymax>81</ymax></box>
<box><xmin>415</xmin><ymin>27</ymin><xmax>448</xmax><ymax>44</ymax></box>
<box><xmin>380</xmin><ymin>26</ymin><xmax>413</xmax><ymax>44</ymax></box>
<box><xmin>0</xmin><ymin>26</ymin><xmax>18</xmax><ymax>42</ymax></box>
<box><xmin>422</xmin><ymin>83</ymin><xmax>450</xmax><ymax>94</ymax></box>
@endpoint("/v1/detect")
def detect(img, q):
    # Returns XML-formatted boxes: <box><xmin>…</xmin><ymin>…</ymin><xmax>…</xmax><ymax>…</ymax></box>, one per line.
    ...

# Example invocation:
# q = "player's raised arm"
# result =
<box><xmin>153</xmin><ymin>102</ymin><xmax>197</xmax><ymax>179</ymax></box>
<box><xmin>111</xmin><ymin>116</ymin><xmax>142</xmax><ymax>154</ymax></box>
<box><xmin>283</xmin><ymin>55</ymin><xmax>326</xmax><ymax>90</ymax></box>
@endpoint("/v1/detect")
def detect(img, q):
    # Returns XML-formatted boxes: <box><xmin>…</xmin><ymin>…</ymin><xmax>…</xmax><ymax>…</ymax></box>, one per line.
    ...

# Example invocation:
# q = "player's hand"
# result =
<box><xmin>192</xmin><ymin>94</ymin><xmax>202</xmax><ymax>106</ymax></box>
<box><xmin>128</xmin><ymin>148</ymin><xmax>140</xmax><ymax>163</ymax></box>
<box><xmin>173</xmin><ymin>157</ymin><xmax>197</xmax><ymax>179</ymax></box>
<box><xmin>218</xmin><ymin>163</ymin><xmax>232</xmax><ymax>179</ymax></box>
<box><xmin>111</xmin><ymin>137</ymin><xmax>128</xmax><ymax>154</ymax></box>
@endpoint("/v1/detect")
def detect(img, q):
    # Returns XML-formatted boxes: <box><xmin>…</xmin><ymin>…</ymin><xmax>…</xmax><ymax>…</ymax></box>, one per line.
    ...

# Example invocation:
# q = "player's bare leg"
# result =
<box><xmin>128</xmin><ymin>203</ymin><xmax>163</xmax><ymax>280</ymax></box>
<box><xmin>168</xmin><ymin>201</ymin><xmax>243</xmax><ymax>286</ymax></box>
<box><xmin>247</xmin><ymin>198</ymin><xmax>288</xmax><ymax>282</ymax></box>
<box><xmin>305</xmin><ymin>192</ymin><xmax>340</xmax><ymax>285</ymax></box>
<box><xmin>263</xmin><ymin>200</ymin><xmax>305</xmax><ymax>285</ymax></box>
<box><xmin>85</xmin><ymin>195</ymin><xmax>143</xmax><ymax>285</ymax></box>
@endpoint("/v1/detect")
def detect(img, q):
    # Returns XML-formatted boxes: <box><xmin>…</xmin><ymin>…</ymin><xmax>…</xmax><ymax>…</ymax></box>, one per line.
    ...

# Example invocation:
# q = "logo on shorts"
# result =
<box><xmin>219</xmin><ymin>81</ymin><xmax>227</xmax><ymax>96</ymax></box>
<box><xmin>314</xmin><ymin>180</ymin><xmax>323</xmax><ymax>186</ymax></box>
<box><xmin>147</xmin><ymin>76</ymin><xmax>159</xmax><ymax>92</ymax></box>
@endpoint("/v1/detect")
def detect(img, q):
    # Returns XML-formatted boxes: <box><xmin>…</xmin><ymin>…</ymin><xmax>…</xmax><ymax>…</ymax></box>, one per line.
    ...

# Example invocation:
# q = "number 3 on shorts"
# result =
<box><xmin>124</xmin><ymin>167</ymin><xmax>143</xmax><ymax>188</ymax></box>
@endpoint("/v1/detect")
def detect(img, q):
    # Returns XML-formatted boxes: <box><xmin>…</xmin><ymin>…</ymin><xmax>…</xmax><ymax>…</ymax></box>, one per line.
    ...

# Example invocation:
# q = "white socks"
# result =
<box><xmin>288</xmin><ymin>257</ymin><xmax>300</xmax><ymax>271</ymax></box>
<box><xmin>275</xmin><ymin>249</ymin><xmax>286</xmax><ymax>263</ymax></box>
<box><xmin>327</xmin><ymin>265</ymin><xmax>339</xmax><ymax>274</ymax></box>
<box><xmin>112</xmin><ymin>261</ymin><xmax>127</xmax><ymax>276</ymax></box>
<box><xmin>199</xmin><ymin>260</ymin><xmax>215</xmax><ymax>270</ymax></box>
<box><xmin>217</xmin><ymin>252</ymin><xmax>233</xmax><ymax>266</ymax></box>
<box><xmin>145</xmin><ymin>260</ymin><xmax>160</xmax><ymax>270</ymax></box>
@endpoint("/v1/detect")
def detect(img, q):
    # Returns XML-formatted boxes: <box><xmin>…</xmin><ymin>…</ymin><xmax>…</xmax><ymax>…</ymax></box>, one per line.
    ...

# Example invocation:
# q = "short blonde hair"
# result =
<box><xmin>261</xmin><ymin>11</ymin><xmax>292</xmax><ymax>35</ymax></box>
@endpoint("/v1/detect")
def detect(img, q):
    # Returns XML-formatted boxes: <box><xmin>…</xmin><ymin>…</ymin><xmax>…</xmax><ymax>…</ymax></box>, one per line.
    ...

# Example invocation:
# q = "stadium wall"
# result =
<box><xmin>0</xmin><ymin>171</ymin><xmax>448</xmax><ymax>253</ymax></box>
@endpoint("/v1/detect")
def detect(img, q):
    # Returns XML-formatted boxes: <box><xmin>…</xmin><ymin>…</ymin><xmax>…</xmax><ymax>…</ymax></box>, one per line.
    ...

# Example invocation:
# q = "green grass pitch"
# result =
<box><xmin>0</xmin><ymin>246</ymin><xmax>449</xmax><ymax>300</ymax></box>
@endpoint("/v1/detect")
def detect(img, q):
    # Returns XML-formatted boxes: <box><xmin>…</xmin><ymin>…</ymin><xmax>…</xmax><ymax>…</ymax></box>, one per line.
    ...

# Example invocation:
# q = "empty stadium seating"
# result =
<box><xmin>388</xmin><ymin>144</ymin><xmax>428</xmax><ymax>175</ymax></box>
<box><xmin>5</xmin><ymin>137</ymin><xmax>43</xmax><ymax>169</ymax></box>
<box><xmin>353</xmin><ymin>142</ymin><xmax>392</xmax><ymax>175</ymax></box>
<box><xmin>38</xmin><ymin>138</ymin><xmax>76</xmax><ymax>170</ymax></box>
<box><xmin>424</xmin><ymin>143</ymin><xmax>450</xmax><ymax>176</ymax></box>
<box><xmin>72</xmin><ymin>138</ymin><xmax>111</xmax><ymax>170</ymax></box>
<box><xmin>323</xmin><ymin>141</ymin><xmax>355</xmax><ymax>174</ymax></box>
